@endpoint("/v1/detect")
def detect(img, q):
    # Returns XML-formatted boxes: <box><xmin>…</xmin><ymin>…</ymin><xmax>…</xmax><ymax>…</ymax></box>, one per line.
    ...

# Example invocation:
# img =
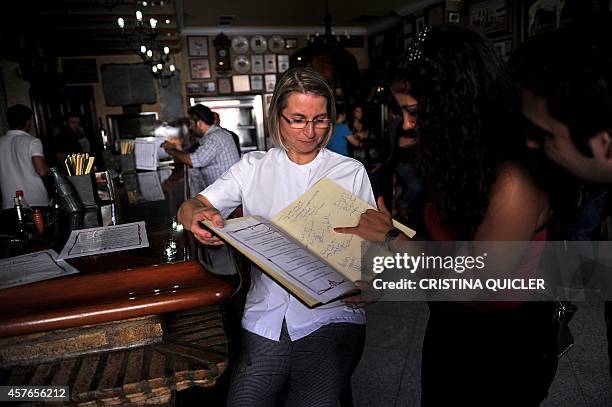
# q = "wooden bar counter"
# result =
<box><xmin>0</xmin><ymin>167</ymin><xmax>234</xmax><ymax>406</ymax></box>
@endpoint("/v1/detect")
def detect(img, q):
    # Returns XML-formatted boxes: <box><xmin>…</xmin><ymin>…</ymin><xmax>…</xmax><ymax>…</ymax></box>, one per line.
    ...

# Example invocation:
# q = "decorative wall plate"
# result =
<box><xmin>268</xmin><ymin>35</ymin><xmax>285</xmax><ymax>53</ymax></box>
<box><xmin>233</xmin><ymin>55</ymin><xmax>251</xmax><ymax>74</ymax></box>
<box><xmin>231</xmin><ymin>36</ymin><xmax>249</xmax><ymax>54</ymax></box>
<box><xmin>250</xmin><ymin>35</ymin><xmax>267</xmax><ymax>53</ymax></box>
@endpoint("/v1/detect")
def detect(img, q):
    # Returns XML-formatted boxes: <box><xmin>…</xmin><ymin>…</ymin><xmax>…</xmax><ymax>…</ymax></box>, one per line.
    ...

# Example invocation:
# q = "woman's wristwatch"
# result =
<box><xmin>384</xmin><ymin>228</ymin><xmax>401</xmax><ymax>250</ymax></box>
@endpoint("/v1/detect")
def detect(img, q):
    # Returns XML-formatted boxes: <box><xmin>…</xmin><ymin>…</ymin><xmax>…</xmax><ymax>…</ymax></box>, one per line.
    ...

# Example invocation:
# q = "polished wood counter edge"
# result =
<box><xmin>0</xmin><ymin>260</ymin><xmax>233</xmax><ymax>338</ymax></box>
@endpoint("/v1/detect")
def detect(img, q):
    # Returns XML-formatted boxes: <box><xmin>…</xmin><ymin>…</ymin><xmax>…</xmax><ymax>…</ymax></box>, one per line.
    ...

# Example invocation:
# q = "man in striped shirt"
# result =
<box><xmin>163</xmin><ymin>104</ymin><xmax>240</xmax><ymax>196</ymax></box>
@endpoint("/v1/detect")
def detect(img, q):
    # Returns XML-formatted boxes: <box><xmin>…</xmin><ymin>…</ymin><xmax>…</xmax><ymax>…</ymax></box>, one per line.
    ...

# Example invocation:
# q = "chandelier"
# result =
<box><xmin>117</xmin><ymin>1</ymin><xmax>176</xmax><ymax>87</ymax></box>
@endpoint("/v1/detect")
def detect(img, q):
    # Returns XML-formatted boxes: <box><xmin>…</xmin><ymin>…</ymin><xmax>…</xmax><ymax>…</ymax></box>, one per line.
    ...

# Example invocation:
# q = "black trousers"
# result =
<box><xmin>226</xmin><ymin>321</ymin><xmax>365</xmax><ymax>407</ymax></box>
<box><xmin>421</xmin><ymin>302</ymin><xmax>559</xmax><ymax>407</ymax></box>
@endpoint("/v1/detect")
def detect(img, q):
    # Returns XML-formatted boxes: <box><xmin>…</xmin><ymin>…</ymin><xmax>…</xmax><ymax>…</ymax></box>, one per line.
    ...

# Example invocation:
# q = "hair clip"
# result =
<box><xmin>398</xmin><ymin>26</ymin><xmax>432</xmax><ymax>69</ymax></box>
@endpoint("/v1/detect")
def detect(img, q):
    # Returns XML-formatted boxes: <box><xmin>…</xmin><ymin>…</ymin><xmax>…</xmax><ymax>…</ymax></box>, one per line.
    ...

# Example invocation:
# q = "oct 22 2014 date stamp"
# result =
<box><xmin>0</xmin><ymin>386</ymin><xmax>70</xmax><ymax>401</ymax></box>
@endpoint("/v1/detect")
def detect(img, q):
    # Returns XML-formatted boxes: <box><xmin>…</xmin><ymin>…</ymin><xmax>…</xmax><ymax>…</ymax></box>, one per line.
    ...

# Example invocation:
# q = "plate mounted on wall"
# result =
<box><xmin>268</xmin><ymin>35</ymin><xmax>285</xmax><ymax>53</ymax></box>
<box><xmin>250</xmin><ymin>35</ymin><xmax>267</xmax><ymax>53</ymax></box>
<box><xmin>231</xmin><ymin>36</ymin><xmax>249</xmax><ymax>54</ymax></box>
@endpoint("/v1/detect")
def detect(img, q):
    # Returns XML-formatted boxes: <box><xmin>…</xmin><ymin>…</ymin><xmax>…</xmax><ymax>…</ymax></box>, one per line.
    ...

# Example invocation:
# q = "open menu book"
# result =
<box><xmin>202</xmin><ymin>178</ymin><xmax>416</xmax><ymax>308</ymax></box>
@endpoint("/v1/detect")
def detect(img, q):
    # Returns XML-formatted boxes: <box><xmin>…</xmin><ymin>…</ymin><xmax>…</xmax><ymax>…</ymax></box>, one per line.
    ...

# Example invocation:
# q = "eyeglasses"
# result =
<box><xmin>281</xmin><ymin>113</ymin><xmax>331</xmax><ymax>129</ymax></box>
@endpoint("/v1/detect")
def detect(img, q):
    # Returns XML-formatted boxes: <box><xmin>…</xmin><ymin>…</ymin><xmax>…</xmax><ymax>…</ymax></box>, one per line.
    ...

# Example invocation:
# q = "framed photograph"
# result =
<box><xmin>265</xmin><ymin>74</ymin><xmax>277</xmax><ymax>93</ymax></box>
<box><xmin>492</xmin><ymin>37</ymin><xmax>513</xmax><ymax>61</ymax></box>
<box><xmin>185</xmin><ymin>82</ymin><xmax>201</xmax><ymax>95</ymax></box>
<box><xmin>251</xmin><ymin>54</ymin><xmax>264</xmax><ymax>74</ymax></box>
<box><xmin>285</xmin><ymin>38</ymin><xmax>297</xmax><ymax>49</ymax></box>
<box><xmin>403</xmin><ymin>37</ymin><xmax>414</xmax><ymax>53</ymax></box>
<box><xmin>448</xmin><ymin>11</ymin><xmax>461</xmax><ymax>24</ymax></box>
<box><xmin>201</xmin><ymin>80</ymin><xmax>216</xmax><ymax>95</ymax></box>
<box><xmin>427</xmin><ymin>4</ymin><xmax>445</xmax><ymax>26</ymax></box>
<box><xmin>264</xmin><ymin>54</ymin><xmax>277</xmax><ymax>73</ymax></box>
<box><xmin>523</xmin><ymin>0</ymin><xmax>572</xmax><ymax>38</ymax></box>
<box><xmin>250</xmin><ymin>74</ymin><xmax>264</xmax><ymax>91</ymax></box>
<box><xmin>218</xmin><ymin>77</ymin><xmax>232</xmax><ymax>94</ymax></box>
<box><xmin>190</xmin><ymin>58</ymin><xmax>211</xmax><ymax>79</ymax></box>
<box><xmin>468</xmin><ymin>0</ymin><xmax>509</xmax><ymax>35</ymax></box>
<box><xmin>402</xmin><ymin>18</ymin><xmax>413</xmax><ymax>35</ymax></box>
<box><xmin>277</xmin><ymin>55</ymin><xmax>290</xmax><ymax>73</ymax></box>
<box><xmin>232</xmin><ymin>75</ymin><xmax>251</xmax><ymax>93</ymax></box>
<box><xmin>187</xmin><ymin>36</ymin><xmax>208</xmax><ymax>57</ymax></box>
<box><xmin>416</xmin><ymin>16</ymin><xmax>426</xmax><ymax>34</ymax></box>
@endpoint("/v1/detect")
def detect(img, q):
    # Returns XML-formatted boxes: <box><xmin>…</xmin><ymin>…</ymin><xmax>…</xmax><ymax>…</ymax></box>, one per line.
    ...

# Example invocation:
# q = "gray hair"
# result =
<box><xmin>267</xmin><ymin>67</ymin><xmax>336</xmax><ymax>150</ymax></box>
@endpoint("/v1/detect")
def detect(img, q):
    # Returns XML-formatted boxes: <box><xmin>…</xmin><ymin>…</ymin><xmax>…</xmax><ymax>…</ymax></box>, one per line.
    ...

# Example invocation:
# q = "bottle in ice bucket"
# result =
<box><xmin>49</xmin><ymin>167</ymin><xmax>82</xmax><ymax>213</ymax></box>
<box><xmin>15</xmin><ymin>190</ymin><xmax>33</xmax><ymax>225</ymax></box>
<box><xmin>13</xmin><ymin>195</ymin><xmax>28</xmax><ymax>239</ymax></box>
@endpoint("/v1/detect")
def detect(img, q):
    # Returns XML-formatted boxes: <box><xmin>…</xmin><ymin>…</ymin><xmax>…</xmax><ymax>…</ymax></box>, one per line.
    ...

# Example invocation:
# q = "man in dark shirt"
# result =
<box><xmin>55</xmin><ymin>112</ymin><xmax>89</xmax><ymax>166</ymax></box>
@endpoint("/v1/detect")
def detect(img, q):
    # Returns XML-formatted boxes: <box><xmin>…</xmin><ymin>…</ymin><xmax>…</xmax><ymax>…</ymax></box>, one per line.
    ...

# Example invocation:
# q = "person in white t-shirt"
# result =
<box><xmin>178</xmin><ymin>67</ymin><xmax>375</xmax><ymax>406</ymax></box>
<box><xmin>0</xmin><ymin>104</ymin><xmax>50</xmax><ymax>210</ymax></box>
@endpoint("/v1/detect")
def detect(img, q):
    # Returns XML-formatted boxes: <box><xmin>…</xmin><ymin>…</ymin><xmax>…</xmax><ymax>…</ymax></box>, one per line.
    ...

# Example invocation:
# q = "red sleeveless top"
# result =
<box><xmin>424</xmin><ymin>203</ymin><xmax>547</xmax><ymax>311</ymax></box>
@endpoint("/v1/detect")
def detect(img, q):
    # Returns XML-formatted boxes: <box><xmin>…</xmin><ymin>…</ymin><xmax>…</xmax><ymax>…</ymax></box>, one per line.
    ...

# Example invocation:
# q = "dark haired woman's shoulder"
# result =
<box><xmin>475</xmin><ymin>160</ymin><xmax>550</xmax><ymax>239</ymax></box>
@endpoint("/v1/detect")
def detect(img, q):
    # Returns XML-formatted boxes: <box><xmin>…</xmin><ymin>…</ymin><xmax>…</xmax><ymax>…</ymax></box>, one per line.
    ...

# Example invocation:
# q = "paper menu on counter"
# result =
<box><xmin>137</xmin><ymin>172</ymin><xmax>165</xmax><ymax>201</ymax></box>
<box><xmin>57</xmin><ymin>221</ymin><xmax>149</xmax><ymax>260</ymax></box>
<box><xmin>0</xmin><ymin>249</ymin><xmax>79</xmax><ymax>289</ymax></box>
<box><xmin>134</xmin><ymin>137</ymin><xmax>158</xmax><ymax>171</ymax></box>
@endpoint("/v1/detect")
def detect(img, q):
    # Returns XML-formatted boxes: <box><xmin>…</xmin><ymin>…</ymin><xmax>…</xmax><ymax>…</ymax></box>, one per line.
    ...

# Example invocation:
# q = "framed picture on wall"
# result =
<box><xmin>402</xmin><ymin>17</ymin><xmax>413</xmax><ymax>35</ymax></box>
<box><xmin>448</xmin><ymin>11</ymin><xmax>461</xmax><ymax>24</ymax></box>
<box><xmin>427</xmin><ymin>4</ymin><xmax>445</xmax><ymax>26</ymax></box>
<box><xmin>187</xmin><ymin>36</ymin><xmax>209</xmax><ymax>57</ymax></box>
<box><xmin>523</xmin><ymin>0</ymin><xmax>572</xmax><ymax>38</ymax></box>
<box><xmin>492</xmin><ymin>37</ymin><xmax>513</xmax><ymax>61</ymax></box>
<box><xmin>251</xmin><ymin>54</ymin><xmax>264</xmax><ymax>74</ymax></box>
<box><xmin>285</xmin><ymin>38</ymin><xmax>298</xmax><ymax>49</ymax></box>
<box><xmin>218</xmin><ymin>77</ymin><xmax>232</xmax><ymax>94</ymax></box>
<box><xmin>265</xmin><ymin>74</ymin><xmax>277</xmax><ymax>93</ymax></box>
<box><xmin>232</xmin><ymin>75</ymin><xmax>250</xmax><ymax>93</ymax></box>
<box><xmin>277</xmin><ymin>55</ymin><xmax>290</xmax><ymax>73</ymax></box>
<box><xmin>468</xmin><ymin>0</ymin><xmax>509</xmax><ymax>35</ymax></box>
<box><xmin>264</xmin><ymin>54</ymin><xmax>277</xmax><ymax>73</ymax></box>
<box><xmin>185</xmin><ymin>82</ymin><xmax>201</xmax><ymax>95</ymax></box>
<box><xmin>416</xmin><ymin>16</ymin><xmax>426</xmax><ymax>34</ymax></box>
<box><xmin>250</xmin><ymin>74</ymin><xmax>264</xmax><ymax>91</ymax></box>
<box><xmin>190</xmin><ymin>59</ymin><xmax>211</xmax><ymax>79</ymax></box>
<box><xmin>201</xmin><ymin>80</ymin><xmax>216</xmax><ymax>95</ymax></box>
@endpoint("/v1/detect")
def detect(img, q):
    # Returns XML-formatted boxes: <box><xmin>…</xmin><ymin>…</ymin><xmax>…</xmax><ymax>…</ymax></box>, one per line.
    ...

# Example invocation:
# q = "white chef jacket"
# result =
<box><xmin>201</xmin><ymin>148</ymin><xmax>375</xmax><ymax>341</ymax></box>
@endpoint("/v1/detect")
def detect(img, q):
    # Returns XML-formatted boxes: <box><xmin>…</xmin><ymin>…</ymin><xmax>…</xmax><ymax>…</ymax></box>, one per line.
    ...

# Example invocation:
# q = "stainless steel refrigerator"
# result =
<box><xmin>189</xmin><ymin>95</ymin><xmax>267</xmax><ymax>154</ymax></box>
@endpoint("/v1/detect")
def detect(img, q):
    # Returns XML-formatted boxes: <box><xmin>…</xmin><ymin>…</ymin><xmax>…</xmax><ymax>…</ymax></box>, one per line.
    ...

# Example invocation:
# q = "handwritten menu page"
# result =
<box><xmin>272</xmin><ymin>178</ymin><xmax>416</xmax><ymax>282</ymax></box>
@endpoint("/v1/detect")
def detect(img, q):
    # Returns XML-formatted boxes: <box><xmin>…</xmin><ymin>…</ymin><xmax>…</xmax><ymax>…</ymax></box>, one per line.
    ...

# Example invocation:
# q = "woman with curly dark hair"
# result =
<box><xmin>337</xmin><ymin>26</ymin><xmax>558</xmax><ymax>406</ymax></box>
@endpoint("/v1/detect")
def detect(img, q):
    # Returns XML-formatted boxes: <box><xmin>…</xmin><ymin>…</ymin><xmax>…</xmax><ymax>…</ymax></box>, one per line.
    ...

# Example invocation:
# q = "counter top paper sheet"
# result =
<box><xmin>57</xmin><ymin>221</ymin><xmax>149</xmax><ymax>260</ymax></box>
<box><xmin>0</xmin><ymin>249</ymin><xmax>79</xmax><ymax>289</ymax></box>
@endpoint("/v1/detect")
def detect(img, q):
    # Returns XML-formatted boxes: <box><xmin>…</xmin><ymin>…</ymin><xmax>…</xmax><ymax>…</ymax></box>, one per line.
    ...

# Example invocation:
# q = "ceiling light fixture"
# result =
<box><xmin>116</xmin><ymin>2</ymin><xmax>176</xmax><ymax>87</ymax></box>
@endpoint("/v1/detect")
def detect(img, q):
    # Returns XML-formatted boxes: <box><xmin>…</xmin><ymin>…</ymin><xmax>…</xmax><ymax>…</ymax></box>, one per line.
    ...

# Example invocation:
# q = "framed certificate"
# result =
<box><xmin>277</xmin><ymin>55</ymin><xmax>289</xmax><ymax>73</ymax></box>
<box><xmin>218</xmin><ymin>77</ymin><xmax>232</xmax><ymax>94</ymax></box>
<box><xmin>251</xmin><ymin>54</ymin><xmax>264</xmax><ymax>74</ymax></box>
<box><xmin>232</xmin><ymin>75</ymin><xmax>251</xmax><ymax>93</ymax></box>
<box><xmin>265</xmin><ymin>74</ymin><xmax>277</xmax><ymax>93</ymax></box>
<box><xmin>187</xmin><ymin>36</ymin><xmax>208</xmax><ymax>57</ymax></box>
<box><xmin>250</xmin><ymin>75</ymin><xmax>264</xmax><ymax>91</ymax></box>
<box><xmin>190</xmin><ymin>58</ymin><xmax>211</xmax><ymax>79</ymax></box>
<box><xmin>201</xmin><ymin>80</ymin><xmax>216</xmax><ymax>95</ymax></box>
<box><xmin>264</xmin><ymin>54</ymin><xmax>277</xmax><ymax>73</ymax></box>
<box><xmin>186</xmin><ymin>82</ymin><xmax>201</xmax><ymax>95</ymax></box>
